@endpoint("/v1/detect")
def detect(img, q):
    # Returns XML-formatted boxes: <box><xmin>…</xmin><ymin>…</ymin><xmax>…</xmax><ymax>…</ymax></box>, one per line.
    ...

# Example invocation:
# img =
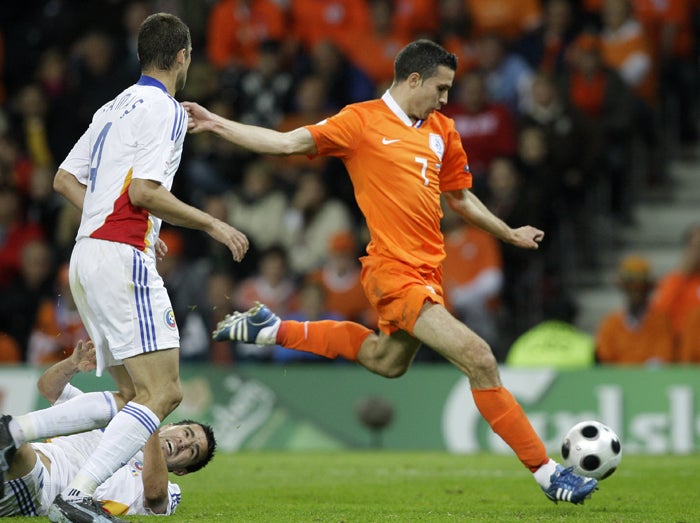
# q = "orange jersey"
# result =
<box><xmin>595</xmin><ymin>308</ymin><xmax>676</xmax><ymax>364</ymax></box>
<box><xmin>305</xmin><ymin>92</ymin><xmax>472</xmax><ymax>272</ymax></box>
<box><xmin>291</xmin><ymin>0</ymin><xmax>371</xmax><ymax>52</ymax></box>
<box><xmin>634</xmin><ymin>0</ymin><xmax>694</xmax><ymax>57</ymax></box>
<box><xmin>679</xmin><ymin>307</ymin><xmax>700</xmax><ymax>363</ymax></box>
<box><xmin>600</xmin><ymin>20</ymin><xmax>657</xmax><ymax>104</ymax></box>
<box><xmin>443</xmin><ymin>224</ymin><xmax>502</xmax><ymax>287</ymax></box>
<box><xmin>206</xmin><ymin>0</ymin><xmax>287</xmax><ymax>70</ymax></box>
<box><xmin>652</xmin><ymin>271</ymin><xmax>700</xmax><ymax>336</ymax></box>
<box><xmin>466</xmin><ymin>0</ymin><xmax>543</xmax><ymax>40</ymax></box>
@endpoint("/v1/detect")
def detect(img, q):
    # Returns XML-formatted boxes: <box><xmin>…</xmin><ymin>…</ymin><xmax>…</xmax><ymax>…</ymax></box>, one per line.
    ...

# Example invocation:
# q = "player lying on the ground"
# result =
<box><xmin>0</xmin><ymin>340</ymin><xmax>216</xmax><ymax>517</ymax></box>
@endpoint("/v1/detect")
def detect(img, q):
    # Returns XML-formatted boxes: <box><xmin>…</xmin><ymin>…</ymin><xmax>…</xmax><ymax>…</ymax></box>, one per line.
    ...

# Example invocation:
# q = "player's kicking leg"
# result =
<box><xmin>541</xmin><ymin>464</ymin><xmax>598</xmax><ymax>504</ymax></box>
<box><xmin>213</xmin><ymin>302</ymin><xmax>281</xmax><ymax>345</ymax></box>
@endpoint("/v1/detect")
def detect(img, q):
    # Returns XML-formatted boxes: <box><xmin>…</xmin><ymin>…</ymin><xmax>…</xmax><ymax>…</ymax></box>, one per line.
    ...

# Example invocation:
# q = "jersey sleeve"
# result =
<box><xmin>132</xmin><ymin>98</ymin><xmax>185</xmax><ymax>185</ymax></box>
<box><xmin>304</xmin><ymin>105</ymin><xmax>364</xmax><ymax>158</ymax></box>
<box><xmin>59</xmin><ymin>125</ymin><xmax>93</xmax><ymax>185</ymax></box>
<box><xmin>438</xmin><ymin>119</ymin><xmax>472</xmax><ymax>193</ymax></box>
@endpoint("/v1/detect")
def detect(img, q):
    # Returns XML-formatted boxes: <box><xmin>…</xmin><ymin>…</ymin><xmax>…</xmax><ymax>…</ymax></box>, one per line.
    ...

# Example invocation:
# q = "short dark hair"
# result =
<box><xmin>172</xmin><ymin>419</ymin><xmax>217</xmax><ymax>473</ymax></box>
<box><xmin>137</xmin><ymin>12</ymin><xmax>191</xmax><ymax>71</ymax></box>
<box><xmin>393</xmin><ymin>39</ymin><xmax>458</xmax><ymax>82</ymax></box>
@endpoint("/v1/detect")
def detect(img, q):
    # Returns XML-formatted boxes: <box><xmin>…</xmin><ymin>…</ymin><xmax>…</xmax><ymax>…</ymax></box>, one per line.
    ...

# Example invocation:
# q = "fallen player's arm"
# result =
<box><xmin>141</xmin><ymin>431</ymin><xmax>170</xmax><ymax>514</ymax></box>
<box><xmin>37</xmin><ymin>340</ymin><xmax>96</xmax><ymax>404</ymax></box>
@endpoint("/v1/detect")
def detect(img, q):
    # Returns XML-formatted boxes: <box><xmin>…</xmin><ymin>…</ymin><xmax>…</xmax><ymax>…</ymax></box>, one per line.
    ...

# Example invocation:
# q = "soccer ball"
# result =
<box><xmin>561</xmin><ymin>420</ymin><xmax>622</xmax><ymax>480</ymax></box>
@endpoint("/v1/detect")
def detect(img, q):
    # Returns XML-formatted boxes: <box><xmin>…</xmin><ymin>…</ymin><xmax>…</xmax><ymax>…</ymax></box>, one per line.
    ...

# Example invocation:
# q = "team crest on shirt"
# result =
<box><xmin>164</xmin><ymin>308</ymin><xmax>177</xmax><ymax>330</ymax></box>
<box><xmin>429</xmin><ymin>133</ymin><xmax>444</xmax><ymax>161</ymax></box>
<box><xmin>130</xmin><ymin>460</ymin><xmax>143</xmax><ymax>476</ymax></box>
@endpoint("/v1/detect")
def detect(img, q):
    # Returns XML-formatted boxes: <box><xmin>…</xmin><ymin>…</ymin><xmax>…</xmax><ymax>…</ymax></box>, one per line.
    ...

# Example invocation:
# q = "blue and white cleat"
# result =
<box><xmin>0</xmin><ymin>415</ymin><xmax>17</xmax><ymax>498</ymax></box>
<box><xmin>542</xmin><ymin>464</ymin><xmax>598</xmax><ymax>504</ymax></box>
<box><xmin>48</xmin><ymin>494</ymin><xmax>128</xmax><ymax>523</ymax></box>
<box><xmin>212</xmin><ymin>302</ymin><xmax>281</xmax><ymax>345</ymax></box>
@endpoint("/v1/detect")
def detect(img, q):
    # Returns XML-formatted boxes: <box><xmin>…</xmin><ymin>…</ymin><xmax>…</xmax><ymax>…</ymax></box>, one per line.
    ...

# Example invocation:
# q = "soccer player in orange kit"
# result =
<box><xmin>183</xmin><ymin>39</ymin><xmax>598</xmax><ymax>505</ymax></box>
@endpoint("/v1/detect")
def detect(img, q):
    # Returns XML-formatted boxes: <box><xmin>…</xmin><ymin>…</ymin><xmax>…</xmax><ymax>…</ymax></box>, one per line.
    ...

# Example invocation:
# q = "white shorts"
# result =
<box><xmin>0</xmin><ymin>453</ymin><xmax>51</xmax><ymax>516</ymax></box>
<box><xmin>69</xmin><ymin>238</ymin><xmax>180</xmax><ymax>375</ymax></box>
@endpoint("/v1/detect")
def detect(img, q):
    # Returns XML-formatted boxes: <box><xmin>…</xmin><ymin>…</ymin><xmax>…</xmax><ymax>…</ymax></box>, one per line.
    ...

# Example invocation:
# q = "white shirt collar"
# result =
<box><xmin>381</xmin><ymin>90</ymin><xmax>414</xmax><ymax>127</ymax></box>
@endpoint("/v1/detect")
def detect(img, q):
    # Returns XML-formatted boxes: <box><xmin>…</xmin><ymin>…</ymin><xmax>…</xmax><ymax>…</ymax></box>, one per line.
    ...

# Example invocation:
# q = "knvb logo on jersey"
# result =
<box><xmin>429</xmin><ymin>133</ymin><xmax>444</xmax><ymax>161</ymax></box>
<box><xmin>164</xmin><ymin>308</ymin><xmax>177</xmax><ymax>330</ymax></box>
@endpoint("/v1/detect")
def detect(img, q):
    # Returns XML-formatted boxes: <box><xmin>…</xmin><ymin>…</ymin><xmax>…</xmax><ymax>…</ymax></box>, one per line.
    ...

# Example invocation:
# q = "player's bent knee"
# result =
<box><xmin>458</xmin><ymin>340</ymin><xmax>498</xmax><ymax>377</ymax></box>
<box><xmin>379</xmin><ymin>362</ymin><xmax>410</xmax><ymax>379</ymax></box>
<box><xmin>162</xmin><ymin>381</ymin><xmax>183</xmax><ymax>415</ymax></box>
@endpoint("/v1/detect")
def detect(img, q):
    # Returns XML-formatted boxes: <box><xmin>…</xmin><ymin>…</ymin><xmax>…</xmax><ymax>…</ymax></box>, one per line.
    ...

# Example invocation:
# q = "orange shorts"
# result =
<box><xmin>360</xmin><ymin>255</ymin><xmax>444</xmax><ymax>335</ymax></box>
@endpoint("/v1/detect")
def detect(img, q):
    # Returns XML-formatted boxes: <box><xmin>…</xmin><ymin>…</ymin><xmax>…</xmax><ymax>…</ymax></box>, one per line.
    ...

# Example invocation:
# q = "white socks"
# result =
<box><xmin>64</xmin><ymin>401</ymin><xmax>159</xmax><ymax>497</ymax></box>
<box><xmin>533</xmin><ymin>459</ymin><xmax>558</xmax><ymax>489</ymax></box>
<box><xmin>10</xmin><ymin>391</ymin><xmax>117</xmax><ymax>445</ymax></box>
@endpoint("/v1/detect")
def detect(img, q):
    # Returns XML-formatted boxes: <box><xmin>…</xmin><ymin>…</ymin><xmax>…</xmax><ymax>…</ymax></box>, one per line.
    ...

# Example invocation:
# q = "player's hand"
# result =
<box><xmin>70</xmin><ymin>339</ymin><xmax>97</xmax><ymax>373</ymax></box>
<box><xmin>182</xmin><ymin>101</ymin><xmax>215</xmax><ymax>134</ymax></box>
<box><xmin>207</xmin><ymin>219</ymin><xmax>249</xmax><ymax>262</ymax></box>
<box><xmin>155</xmin><ymin>237</ymin><xmax>168</xmax><ymax>261</ymax></box>
<box><xmin>509</xmin><ymin>226</ymin><xmax>544</xmax><ymax>249</ymax></box>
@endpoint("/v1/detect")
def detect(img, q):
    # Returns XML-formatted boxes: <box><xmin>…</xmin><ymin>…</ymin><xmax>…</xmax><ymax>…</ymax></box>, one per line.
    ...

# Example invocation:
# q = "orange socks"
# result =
<box><xmin>277</xmin><ymin>320</ymin><xmax>373</xmax><ymax>361</ymax></box>
<box><xmin>472</xmin><ymin>387</ymin><xmax>549</xmax><ymax>472</ymax></box>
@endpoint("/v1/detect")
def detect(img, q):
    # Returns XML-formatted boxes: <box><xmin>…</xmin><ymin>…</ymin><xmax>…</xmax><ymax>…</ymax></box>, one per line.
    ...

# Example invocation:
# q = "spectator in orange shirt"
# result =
<box><xmin>599</xmin><ymin>0</ymin><xmax>665</xmax><ymax>184</ymax></box>
<box><xmin>437</xmin><ymin>0</ymin><xmax>479</xmax><ymax>76</ymax></box>
<box><xmin>633</xmin><ymin>0</ymin><xmax>698</xmax><ymax>147</ymax></box>
<box><xmin>466</xmin><ymin>0</ymin><xmax>543</xmax><ymax>42</ymax></box>
<box><xmin>27</xmin><ymin>263</ymin><xmax>89</xmax><ymax>365</ymax></box>
<box><xmin>442</xmin><ymin>203</ymin><xmax>503</xmax><ymax>349</ymax></box>
<box><xmin>206</xmin><ymin>0</ymin><xmax>287</xmax><ymax>71</ymax></box>
<box><xmin>560</xmin><ymin>32</ymin><xmax>636</xmax><ymax>221</ymax></box>
<box><xmin>678</xmin><ymin>307</ymin><xmax>700</xmax><ymax>363</ymax></box>
<box><xmin>652</xmin><ymin>223</ymin><xmax>700</xmax><ymax>341</ymax></box>
<box><xmin>291</xmin><ymin>0</ymin><xmax>371</xmax><ymax>53</ymax></box>
<box><xmin>306</xmin><ymin>230</ymin><xmax>376</xmax><ymax>328</ymax></box>
<box><xmin>340</xmin><ymin>0</ymin><xmax>411</xmax><ymax>89</ymax></box>
<box><xmin>393</xmin><ymin>0</ymin><xmax>439</xmax><ymax>38</ymax></box>
<box><xmin>596</xmin><ymin>255</ymin><xmax>676</xmax><ymax>365</ymax></box>
<box><xmin>599</xmin><ymin>0</ymin><xmax>656</xmax><ymax>107</ymax></box>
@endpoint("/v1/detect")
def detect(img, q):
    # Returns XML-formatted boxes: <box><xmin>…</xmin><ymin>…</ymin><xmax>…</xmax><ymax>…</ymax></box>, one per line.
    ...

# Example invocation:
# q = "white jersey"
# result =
<box><xmin>31</xmin><ymin>433</ymin><xmax>182</xmax><ymax>516</ymax></box>
<box><xmin>60</xmin><ymin>75</ymin><xmax>188</xmax><ymax>257</ymax></box>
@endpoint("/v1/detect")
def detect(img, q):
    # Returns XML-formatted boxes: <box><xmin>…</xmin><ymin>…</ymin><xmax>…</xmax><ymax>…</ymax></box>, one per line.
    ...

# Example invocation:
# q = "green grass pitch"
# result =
<box><xmin>18</xmin><ymin>451</ymin><xmax>700</xmax><ymax>522</ymax></box>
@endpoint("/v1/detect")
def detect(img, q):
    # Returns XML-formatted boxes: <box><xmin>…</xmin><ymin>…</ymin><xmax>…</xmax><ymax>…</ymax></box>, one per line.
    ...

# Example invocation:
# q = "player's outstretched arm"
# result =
<box><xmin>183</xmin><ymin>101</ymin><xmax>316</xmax><ymax>156</ymax></box>
<box><xmin>128</xmin><ymin>179</ymin><xmax>249</xmax><ymax>262</ymax></box>
<box><xmin>37</xmin><ymin>340</ymin><xmax>97</xmax><ymax>404</ymax></box>
<box><xmin>444</xmin><ymin>188</ymin><xmax>544</xmax><ymax>249</ymax></box>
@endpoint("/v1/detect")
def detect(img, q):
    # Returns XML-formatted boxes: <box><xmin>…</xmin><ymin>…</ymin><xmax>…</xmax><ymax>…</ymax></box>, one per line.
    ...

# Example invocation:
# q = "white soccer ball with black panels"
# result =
<box><xmin>561</xmin><ymin>420</ymin><xmax>622</xmax><ymax>480</ymax></box>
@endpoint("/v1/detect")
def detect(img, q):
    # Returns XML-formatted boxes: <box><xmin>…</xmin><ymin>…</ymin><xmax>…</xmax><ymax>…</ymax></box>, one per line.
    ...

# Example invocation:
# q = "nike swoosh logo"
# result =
<box><xmin>382</xmin><ymin>138</ymin><xmax>401</xmax><ymax>145</ymax></box>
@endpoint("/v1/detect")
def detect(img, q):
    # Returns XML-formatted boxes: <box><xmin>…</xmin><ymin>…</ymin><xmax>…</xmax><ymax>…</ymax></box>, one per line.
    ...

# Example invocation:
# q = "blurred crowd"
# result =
<box><xmin>0</xmin><ymin>0</ymin><xmax>698</xmax><ymax>366</ymax></box>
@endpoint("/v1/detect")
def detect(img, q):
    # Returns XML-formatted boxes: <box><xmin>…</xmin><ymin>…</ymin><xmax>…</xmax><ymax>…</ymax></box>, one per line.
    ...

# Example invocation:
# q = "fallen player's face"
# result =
<box><xmin>158</xmin><ymin>423</ymin><xmax>208</xmax><ymax>471</ymax></box>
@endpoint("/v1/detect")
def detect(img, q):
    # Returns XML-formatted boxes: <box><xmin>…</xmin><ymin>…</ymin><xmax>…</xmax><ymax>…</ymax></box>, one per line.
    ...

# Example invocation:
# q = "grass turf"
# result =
<box><xmin>17</xmin><ymin>451</ymin><xmax>700</xmax><ymax>522</ymax></box>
